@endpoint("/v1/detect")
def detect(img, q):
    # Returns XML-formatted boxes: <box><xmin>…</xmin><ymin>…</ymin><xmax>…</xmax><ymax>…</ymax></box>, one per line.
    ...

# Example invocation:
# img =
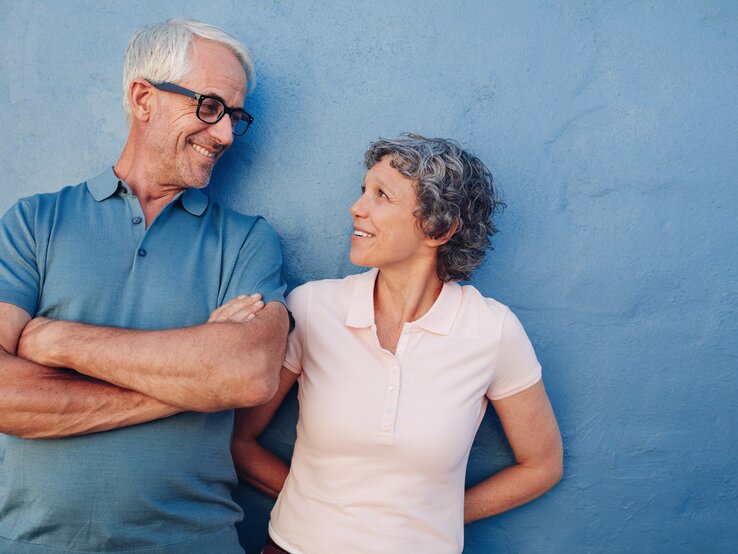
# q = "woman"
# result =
<box><xmin>216</xmin><ymin>134</ymin><xmax>563</xmax><ymax>554</ymax></box>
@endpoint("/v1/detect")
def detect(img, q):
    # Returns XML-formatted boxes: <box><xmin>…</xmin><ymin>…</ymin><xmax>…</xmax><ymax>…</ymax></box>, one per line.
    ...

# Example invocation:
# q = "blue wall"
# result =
<box><xmin>1</xmin><ymin>1</ymin><xmax>736</xmax><ymax>552</ymax></box>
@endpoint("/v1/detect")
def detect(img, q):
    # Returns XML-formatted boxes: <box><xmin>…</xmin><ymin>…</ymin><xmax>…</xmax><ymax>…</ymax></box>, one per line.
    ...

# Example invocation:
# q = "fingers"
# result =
<box><xmin>208</xmin><ymin>293</ymin><xmax>265</xmax><ymax>323</ymax></box>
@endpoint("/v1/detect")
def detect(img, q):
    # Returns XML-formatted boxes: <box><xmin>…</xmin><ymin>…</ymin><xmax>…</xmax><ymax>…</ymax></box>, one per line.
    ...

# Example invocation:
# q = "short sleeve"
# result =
<box><xmin>222</xmin><ymin>217</ymin><xmax>287</xmax><ymax>307</ymax></box>
<box><xmin>0</xmin><ymin>199</ymin><xmax>40</xmax><ymax>316</ymax></box>
<box><xmin>486</xmin><ymin>307</ymin><xmax>542</xmax><ymax>400</ymax></box>
<box><xmin>282</xmin><ymin>283</ymin><xmax>311</xmax><ymax>375</ymax></box>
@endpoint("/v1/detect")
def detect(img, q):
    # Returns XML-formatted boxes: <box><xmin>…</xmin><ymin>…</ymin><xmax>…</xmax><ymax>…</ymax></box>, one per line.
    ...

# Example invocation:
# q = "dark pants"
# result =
<box><xmin>262</xmin><ymin>534</ymin><xmax>293</xmax><ymax>554</ymax></box>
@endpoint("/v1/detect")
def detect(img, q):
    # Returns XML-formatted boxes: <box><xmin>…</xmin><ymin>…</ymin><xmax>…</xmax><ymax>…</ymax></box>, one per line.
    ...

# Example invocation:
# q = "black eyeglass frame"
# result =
<box><xmin>146</xmin><ymin>80</ymin><xmax>254</xmax><ymax>136</ymax></box>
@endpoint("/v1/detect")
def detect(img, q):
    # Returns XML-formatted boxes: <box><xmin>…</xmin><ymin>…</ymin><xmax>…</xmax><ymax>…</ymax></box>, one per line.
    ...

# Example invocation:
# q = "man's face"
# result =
<box><xmin>146</xmin><ymin>38</ymin><xmax>247</xmax><ymax>189</ymax></box>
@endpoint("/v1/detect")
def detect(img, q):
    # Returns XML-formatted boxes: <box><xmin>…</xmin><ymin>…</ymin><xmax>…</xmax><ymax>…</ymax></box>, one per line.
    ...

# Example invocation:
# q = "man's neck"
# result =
<box><xmin>114</xmin><ymin>151</ymin><xmax>184</xmax><ymax>227</ymax></box>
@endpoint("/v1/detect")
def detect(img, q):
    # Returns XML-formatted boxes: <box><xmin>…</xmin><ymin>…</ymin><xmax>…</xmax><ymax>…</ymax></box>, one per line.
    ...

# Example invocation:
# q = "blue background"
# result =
<box><xmin>1</xmin><ymin>1</ymin><xmax>736</xmax><ymax>552</ymax></box>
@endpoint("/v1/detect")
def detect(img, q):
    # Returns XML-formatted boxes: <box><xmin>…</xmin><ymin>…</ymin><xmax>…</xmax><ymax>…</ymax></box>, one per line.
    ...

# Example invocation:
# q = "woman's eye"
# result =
<box><xmin>360</xmin><ymin>185</ymin><xmax>366</xmax><ymax>195</ymax></box>
<box><xmin>378</xmin><ymin>190</ymin><xmax>388</xmax><ymax>199</ymax></box>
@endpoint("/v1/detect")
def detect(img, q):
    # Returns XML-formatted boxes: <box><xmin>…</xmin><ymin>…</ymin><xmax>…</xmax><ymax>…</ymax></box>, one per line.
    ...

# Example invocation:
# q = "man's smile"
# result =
<box><xmin>190</xmin><ymin>142</ymin><xmax>218</xmax><ymax>159</ymax></box>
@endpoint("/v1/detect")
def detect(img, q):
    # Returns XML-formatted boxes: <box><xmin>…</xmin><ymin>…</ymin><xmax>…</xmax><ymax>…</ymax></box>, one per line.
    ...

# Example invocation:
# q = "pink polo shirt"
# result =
<box><xmin>269</xmin><ymin>269</ymin><xmax>542</xmax><ymax>554</ymax></box>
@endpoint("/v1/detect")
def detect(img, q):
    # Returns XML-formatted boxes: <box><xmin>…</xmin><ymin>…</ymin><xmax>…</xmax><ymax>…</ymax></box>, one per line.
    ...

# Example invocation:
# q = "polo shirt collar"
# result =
<box><xmin>345</xmin><ymin>268</ymin><xmax>378</xmax><ymax>328</ymax></box>
<box><xmin>344</xmin><ymin>267</ymin><xmax>463</xmax><ymax>335</ymax></box>
<box><xmin>180</xmin><ymin>188</ymin><xmax>209</xmax><ymax>216</ymax></box>
<box><xmin>86</xmin><ymin>167</ymin><xmax>209</xmax><ymax>216</ymax></box>
<box><xmin>86</xmin><ymin>167</ymin><xmax>120</xmax><ymax>201</ymax></box>
<box><xmin>412</xmin><ymin>279</ymin><xmax>462</xmax><ymax>335</ymax></box>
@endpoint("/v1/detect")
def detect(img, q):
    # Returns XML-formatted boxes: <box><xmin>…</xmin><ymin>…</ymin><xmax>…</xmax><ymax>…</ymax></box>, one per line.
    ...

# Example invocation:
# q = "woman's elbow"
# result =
<box><xmin>542</xmin><ymin>447</ymin><xmax>564</xmax><ymax>490</ymax></box>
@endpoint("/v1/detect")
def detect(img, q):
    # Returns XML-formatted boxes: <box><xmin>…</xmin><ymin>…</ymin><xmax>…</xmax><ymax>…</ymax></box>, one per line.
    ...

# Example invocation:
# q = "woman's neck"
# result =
<box><xmin>373</xmin><ymin>262</ymin><xmax>444</xmax><ymax>353</ymax></box>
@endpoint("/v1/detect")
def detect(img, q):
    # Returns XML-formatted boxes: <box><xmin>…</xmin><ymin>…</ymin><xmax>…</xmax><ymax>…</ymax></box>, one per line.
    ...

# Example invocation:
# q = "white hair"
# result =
<box><xmin>122</xmin><ymin>18</ymin><xmax>255</xmax><ymax>121</ymax></box>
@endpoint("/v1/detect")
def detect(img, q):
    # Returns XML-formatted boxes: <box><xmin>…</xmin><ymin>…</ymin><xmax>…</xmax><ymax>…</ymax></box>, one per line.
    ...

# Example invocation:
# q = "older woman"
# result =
<box><xmin>217</xmin><ymin>134</ymin><xmax>563</xmax><ymax>554</ymax></box>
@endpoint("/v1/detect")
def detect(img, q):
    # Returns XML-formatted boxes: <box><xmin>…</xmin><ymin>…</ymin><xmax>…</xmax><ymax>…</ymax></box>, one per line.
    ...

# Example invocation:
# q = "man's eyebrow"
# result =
<box><xmin>202</xmin><ymin>91</ymin><xmax>244</xmax><ymax>110</ymax></box>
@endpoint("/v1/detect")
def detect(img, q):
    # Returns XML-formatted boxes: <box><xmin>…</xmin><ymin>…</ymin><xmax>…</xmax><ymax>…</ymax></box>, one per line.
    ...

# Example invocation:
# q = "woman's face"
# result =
<box><xmin>349</xmin><ymin>156</ymin><xmax>433</xmax><ymax>271</ymax></box>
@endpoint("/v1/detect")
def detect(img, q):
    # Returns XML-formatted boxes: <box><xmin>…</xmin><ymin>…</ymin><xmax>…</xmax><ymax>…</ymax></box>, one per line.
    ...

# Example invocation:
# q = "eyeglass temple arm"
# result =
<box><xmin>146</xmin><ymin>80</ymin><xmax>201</xmax><ymax>101</ymax></box>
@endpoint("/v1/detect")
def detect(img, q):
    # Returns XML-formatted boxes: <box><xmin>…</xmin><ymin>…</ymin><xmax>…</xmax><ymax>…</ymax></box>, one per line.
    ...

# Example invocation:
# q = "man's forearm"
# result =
<box><xmin>0</xmin><ymin>350</ymin><xmax>181</xmax><ymax>439</ymax></box>
<box><xmin>19</xmin><ymin>303</ymin><xmax>289</xmax><ymax>412</ymax></box>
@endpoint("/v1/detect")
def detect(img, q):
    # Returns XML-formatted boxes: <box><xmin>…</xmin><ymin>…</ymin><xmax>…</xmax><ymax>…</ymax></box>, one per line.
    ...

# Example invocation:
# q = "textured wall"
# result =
<box><xmin>1</xmin><ymin>1</ymin><xmax>736</xmax><ymax>552</ymax></box>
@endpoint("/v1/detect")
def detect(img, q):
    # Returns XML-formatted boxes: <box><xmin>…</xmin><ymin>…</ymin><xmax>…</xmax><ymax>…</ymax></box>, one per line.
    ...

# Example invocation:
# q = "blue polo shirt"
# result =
<box><xmin>0</xmin><ymin>168</ymin><xmax>287</xmax><ymax>553</ymax></box>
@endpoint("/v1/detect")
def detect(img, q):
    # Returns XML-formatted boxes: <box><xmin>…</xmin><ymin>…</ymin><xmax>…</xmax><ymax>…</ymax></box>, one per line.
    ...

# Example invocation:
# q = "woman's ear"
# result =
<box><xmin>426</xmin><ymin>219</ymin><xmax>459</xmax><ymax>247</ymax></box>
<box><xmin>128</xmin><ymin>79</ymin><xmax>155</xmax><ymax>122</ymax></box>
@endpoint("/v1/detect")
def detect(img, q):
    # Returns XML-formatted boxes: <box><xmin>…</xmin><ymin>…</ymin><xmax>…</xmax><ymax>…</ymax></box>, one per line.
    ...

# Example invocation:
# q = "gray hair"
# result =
<box><xmin>364</xmin><ymin>133</ymin><xmax>504</xmax><ymax>282</ymax></box>
<box><xmin>122</xmin><ymin>18</ymin><xmax>255</xmax><ymax>121</ymax></box>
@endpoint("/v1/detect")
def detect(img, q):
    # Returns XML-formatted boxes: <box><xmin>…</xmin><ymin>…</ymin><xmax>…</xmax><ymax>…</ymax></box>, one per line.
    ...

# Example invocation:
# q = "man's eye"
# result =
<box><xmin>199</xmin><ymin>100</ymin><xmax>221</xmax><ymax>118</ymax></box>
<box><xmin>360</xmin><ymin>185</ymin><xmax>366</xmax><ymax>195</ymax></box>
<box><xmin>378</xmin><ymin>190</ymin><xmax>388</xmax><ymax>199</ymax></box>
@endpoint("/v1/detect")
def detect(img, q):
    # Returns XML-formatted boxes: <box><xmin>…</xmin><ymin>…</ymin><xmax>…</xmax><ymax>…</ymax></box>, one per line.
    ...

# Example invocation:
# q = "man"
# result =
<box><xmin>0</xmin><ymin>19</ymin><xmax>289</xmax><ymax>553</ymax></box>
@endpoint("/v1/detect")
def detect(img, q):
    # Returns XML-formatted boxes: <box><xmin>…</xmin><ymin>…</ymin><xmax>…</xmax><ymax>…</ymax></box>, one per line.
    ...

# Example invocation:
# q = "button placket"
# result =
<box><xmin>380</xmin><ymin>354</ymin><xmax>401</xmax><ymax>436</ymax></box>
<box><xmin>120</xmin><ymin>187</ymin><xmax>148</xmax><ymax>268</ymax></box>
<box><xmin>396</xmin><ymin>325</ymin><xmax>413</xmax><ymax>358</ymax></box>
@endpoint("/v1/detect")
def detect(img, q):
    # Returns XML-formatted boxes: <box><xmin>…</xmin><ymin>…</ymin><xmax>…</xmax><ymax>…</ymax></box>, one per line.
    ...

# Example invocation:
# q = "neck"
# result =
<box><xmin>114</xmin><ymin>136</ymin><xmax>184</xmax><ymax>225</ymax></box>
<box><xmin>374</xmin><ymin>260</ymin><xmax>444</xmax><ymax>325</ymax></box>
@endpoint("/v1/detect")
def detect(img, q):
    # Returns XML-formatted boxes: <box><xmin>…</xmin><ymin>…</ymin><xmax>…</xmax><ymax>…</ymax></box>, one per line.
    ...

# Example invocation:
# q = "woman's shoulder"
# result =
<box><xmin>289</xmin><ymin>272</ymin><xmax>362</xmax><ymax>296</ymax></box>
<box><xmin>457</xmin><ymin>283</ymin><xmax>511</xmax><ymax>321</ymax></box>
<box><xmin>455</xmin><ymin>284</ymin><xmax>535</xmax><ymax>351</ymax></box>
<box><xmin>287</xmin><ymin>270</ymin><xmax>373</xmax><ymax>310</ymax></box>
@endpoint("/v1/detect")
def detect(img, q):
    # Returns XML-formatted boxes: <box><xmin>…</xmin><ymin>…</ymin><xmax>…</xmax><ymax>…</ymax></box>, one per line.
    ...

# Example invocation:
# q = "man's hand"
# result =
<box><xmin>209</xmin><ymin>293</ymin><xmax>265</xmax><ymax>323</ymax></box>
<box><xmin>17</xmin><ymin>316</ymin><xmax>62</xmax><ymax>367</ymax></box>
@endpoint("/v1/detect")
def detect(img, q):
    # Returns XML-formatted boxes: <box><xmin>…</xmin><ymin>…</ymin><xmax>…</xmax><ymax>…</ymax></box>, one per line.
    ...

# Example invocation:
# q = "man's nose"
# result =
<box><xmin>209</xmin><ymin>115</ymin><xmax>234</xmax><ymax>148</ymax></box>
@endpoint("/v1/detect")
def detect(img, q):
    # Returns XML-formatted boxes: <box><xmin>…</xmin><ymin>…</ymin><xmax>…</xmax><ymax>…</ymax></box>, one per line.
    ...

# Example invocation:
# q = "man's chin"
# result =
<box><xmin>186</xmin><ymin>168</ymin><xmax>213</xmax><ymax>189</ymax></box>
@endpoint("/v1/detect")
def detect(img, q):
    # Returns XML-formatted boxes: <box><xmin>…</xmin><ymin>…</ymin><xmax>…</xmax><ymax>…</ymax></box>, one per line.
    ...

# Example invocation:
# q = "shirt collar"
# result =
<box><xmin>180</xmin><ymin>188</ymin><xmax>209</xmax><ymax>216</ymax></box>
<box><xmin>412</xmin><ymin>279</ymin><xmax>462</xmax><ymax>335</ymax></box>
<box><xmin>345</xmin><ymin>268</ymin><xmax>378</xmax><ymax>328</ymax></box>
<box><xmin>86</xmin><ymin>167</ymin><xmax>209</xmax><ymax>216</ymax></box>
<box><xmin>344</xmin><ymin>268</ymin><xmax>463</xmax><ymax>335</ymax></box>
<box><xmin>86</xmin><ymin>167</ymin><xmax>120</xmax><ymax>201</ymax></box>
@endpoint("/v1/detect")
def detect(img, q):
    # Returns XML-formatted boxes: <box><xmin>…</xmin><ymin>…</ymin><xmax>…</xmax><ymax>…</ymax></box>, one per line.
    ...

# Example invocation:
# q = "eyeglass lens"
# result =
<box><xmin>197</xmin><ymin>98</ymin><xmax>250</xmax><ymax>136</ymax></box>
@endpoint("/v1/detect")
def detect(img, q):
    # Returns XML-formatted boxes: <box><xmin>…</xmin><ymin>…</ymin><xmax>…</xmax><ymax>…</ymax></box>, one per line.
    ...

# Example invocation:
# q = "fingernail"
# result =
<box><xmin>237</xmin><ymin>294</ymin><xmax>247</xmax><ymax>300</ymax></box>
<box><xmin>250</xmin><ymin>293</ymin><xmax>261</xmax><ymax>299</ymax></box>
<box><xmin>254</xmin><ymin>301</ymin><xmax>264</xmax><ymax>308</ymax></box>
<box><xmin>246</xmin><ymin>313</ymin><xmax>255</xmax><ymax>321</ymax></box>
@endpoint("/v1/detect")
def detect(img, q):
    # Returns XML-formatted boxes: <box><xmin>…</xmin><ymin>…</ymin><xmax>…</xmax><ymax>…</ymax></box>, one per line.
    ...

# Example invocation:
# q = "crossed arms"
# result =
<box><xmin>0</xmin><ymin>296</ymin><xmax>288</xmax><ymax>439</ymax></box>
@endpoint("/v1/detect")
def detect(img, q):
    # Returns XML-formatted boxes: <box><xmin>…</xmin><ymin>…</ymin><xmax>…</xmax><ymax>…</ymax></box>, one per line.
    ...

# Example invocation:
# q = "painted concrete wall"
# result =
<box><xmin>1</xmin><ymin>1</ymin><xmax>736</xmax><ymax>552</ymax></box>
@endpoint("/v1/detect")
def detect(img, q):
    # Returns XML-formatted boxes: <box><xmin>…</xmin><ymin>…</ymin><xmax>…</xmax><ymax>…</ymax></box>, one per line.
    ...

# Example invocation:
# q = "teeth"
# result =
<box><xmin>191</xmin><ymin>143</ymin><xmax>216</xmax><ymax>158</ymax></box>
<box><xmin>353</xmin><ymin>230</ymin><xmax>374</xmax><ymax>238</ymax></box>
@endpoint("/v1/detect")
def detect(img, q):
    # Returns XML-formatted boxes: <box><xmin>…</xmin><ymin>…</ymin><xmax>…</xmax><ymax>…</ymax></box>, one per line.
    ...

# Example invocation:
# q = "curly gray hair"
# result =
<box><xmin>364</xmin><ymin>134</ymin><xmax>504</xmax><ymax>282</ymax></box>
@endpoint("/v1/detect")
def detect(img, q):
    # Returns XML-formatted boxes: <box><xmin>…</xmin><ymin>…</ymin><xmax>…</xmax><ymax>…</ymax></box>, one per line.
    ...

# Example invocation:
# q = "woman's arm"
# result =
<box><xmin>231</xmin><ymin>367</ymin><xmax>300</xmax><ymax>497</ymax></box>
<box><xmin>464</xmin><ymin>380</ymin><xmax>563</xmax><ymax>523</ymax></box>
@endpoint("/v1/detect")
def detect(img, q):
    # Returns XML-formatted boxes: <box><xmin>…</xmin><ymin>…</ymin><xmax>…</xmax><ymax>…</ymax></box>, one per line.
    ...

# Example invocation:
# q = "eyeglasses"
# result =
<box><xmin>146</xmin><ymin>80</ymin><xmax>254</xmax><ymax>136</ymax></box>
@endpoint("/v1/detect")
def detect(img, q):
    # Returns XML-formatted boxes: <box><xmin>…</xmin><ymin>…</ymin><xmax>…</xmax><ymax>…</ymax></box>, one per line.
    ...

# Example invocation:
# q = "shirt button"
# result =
<box><xmin>388</xmin><ymin>386</ymin><xmax>396</xmax><ymax>393</ymax></box>
<box><xmin>386</xmin><ymin>407</ymin><xmax>393</xmax><ymax>414</ymax></box>
<box><xmin>138</xmin><ymin>249</ymin><xmax>147</xmax><ymax>257</ymax></box>
<box><xmin>132</xmin><ymin>216</ymin><xmax>142</xmax><ymax>224</ymax></box>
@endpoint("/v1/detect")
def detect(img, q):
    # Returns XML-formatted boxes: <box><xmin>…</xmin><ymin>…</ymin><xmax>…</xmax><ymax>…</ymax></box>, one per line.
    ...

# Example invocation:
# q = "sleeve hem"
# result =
<box><xmin>487</xmin><ymin>369</ymin><xmax>542</xmax><ymax>401</ymax></box>
<box><xmin>0</xmin><ymin>291</ymin><xmax>36</xmax><ymax>317</ymax></box>
<box><xmin>282</xmin><ymin>360</ymin><xmax>302</xmax><ymax>375</ymax></box>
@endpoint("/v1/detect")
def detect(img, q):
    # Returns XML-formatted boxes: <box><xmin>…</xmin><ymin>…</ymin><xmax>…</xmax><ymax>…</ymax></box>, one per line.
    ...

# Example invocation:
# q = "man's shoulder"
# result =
<box><xmin>6</xmin><ymin>179</ymin><xmax>92</xmax><ymax>217</ymax></box>
<box><xmin>207</xmin><ymin>199</ymin><xmax>262</xmax><ymax>225</ymax></box>
<box><xmin>206</xmin><ymin>199</ymin><xmax>278</xmax><ymax>241</ymax></box>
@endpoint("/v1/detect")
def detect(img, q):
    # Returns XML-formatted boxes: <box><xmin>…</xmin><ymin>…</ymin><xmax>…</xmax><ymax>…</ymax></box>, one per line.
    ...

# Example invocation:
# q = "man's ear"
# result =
<box><xmin>129</xmin><ymin>79</ymin><xmax>155</xmax><ymax>122</ymax></box>
<box><xmin>425</xmin><ymin>219</ymin><xmax>459</xmax><ymax>247</ymax></box>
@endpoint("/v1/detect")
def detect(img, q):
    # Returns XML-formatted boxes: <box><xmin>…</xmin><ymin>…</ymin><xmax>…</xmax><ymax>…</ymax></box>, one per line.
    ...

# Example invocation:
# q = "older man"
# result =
<box><xmin>0</xmin><ymin>19</ymin><xmax>288</xmax><ymax>553</ymax></box>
